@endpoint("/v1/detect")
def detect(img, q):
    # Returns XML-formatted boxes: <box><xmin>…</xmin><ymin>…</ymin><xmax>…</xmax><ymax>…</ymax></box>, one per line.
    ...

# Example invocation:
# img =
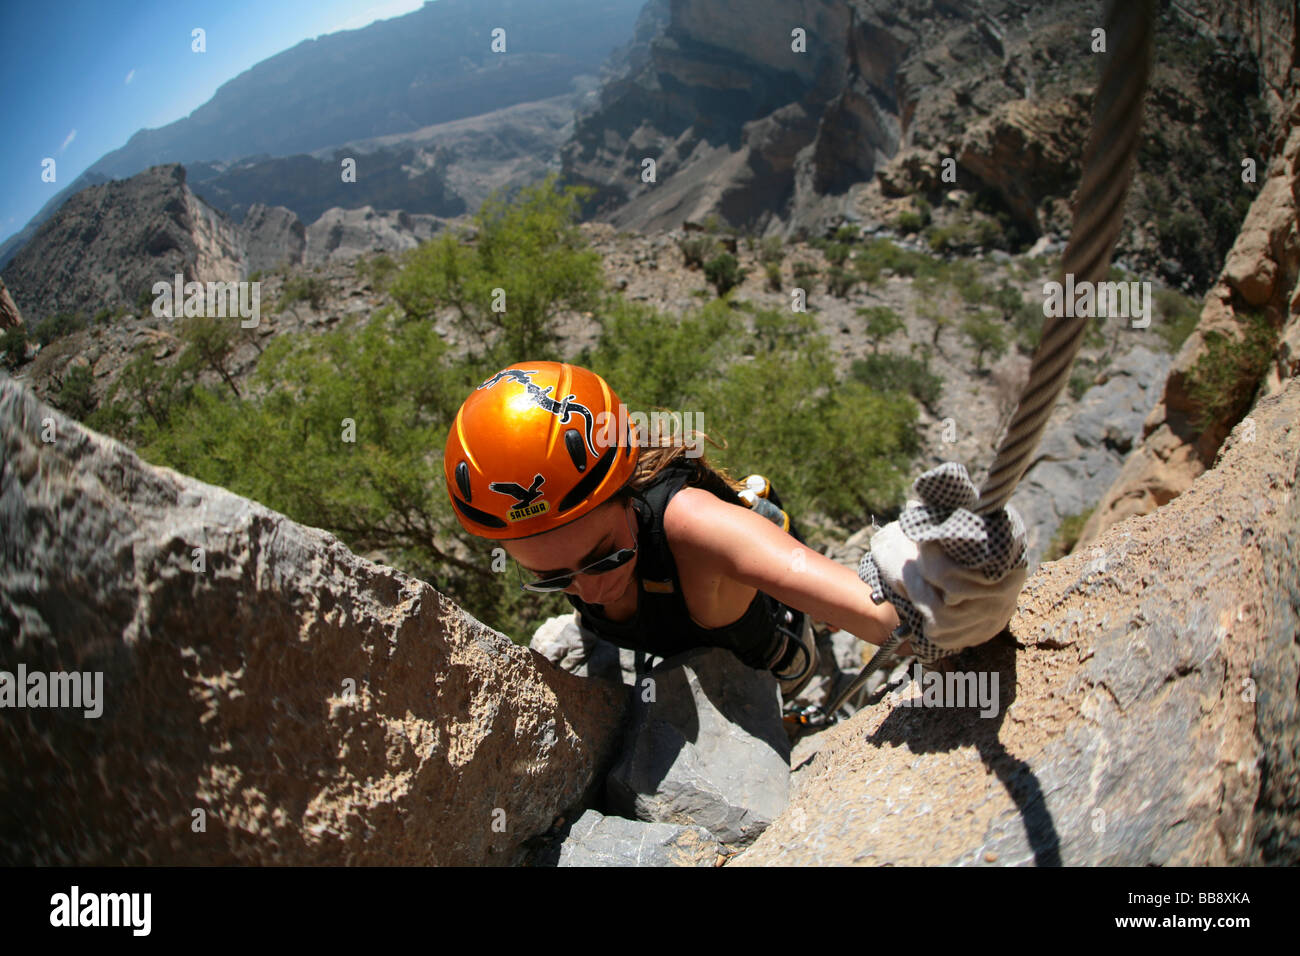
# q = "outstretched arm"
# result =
<box><xmin>663</xmin><ymin>487</ymin><xmax>903</xmax><ymax>650</ymax></box>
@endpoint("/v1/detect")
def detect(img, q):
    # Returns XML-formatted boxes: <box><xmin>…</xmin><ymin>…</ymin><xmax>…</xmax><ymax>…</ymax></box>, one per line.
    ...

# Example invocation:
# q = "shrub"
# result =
<box><xmin>764</xmin><ymin>261</ymin><xmax>782</xmax><ymax>290</ymax></box>
<box><xmin>679</xmin><ymin>236</ymin><xmax>720</xmax><ymax>269</ymax></box>
<box><xmin>389</xmin><ymin>173</ymin><xmax>604</xmax><ymax>366</ymax></box>
<box><xmin>1151</xmin><ymin>287</ymin><xmax>1201</xmax><ymax>353</ymax></box>
<box><xmin>704</xmin><ymin>252</ymin><xmax>747</xmax><ymax>297</ymax></box>
<box><xmin>33</xmin><ymin>312</ymin><xmax>88</xmax><ymax>346</ymax></box>
<box><xmin>1183</xmin><ymin>309</ymin><xmax>1278</xmax><ymax>431</ymax></box>
<box><xmin>825</xmin><ymin>267</ymin><xmax>855</xmax><ymax>298</ymax></box>
<box><xmin>1042</xmin><ymin>506</ymin><xmax>1096</xmax><ymax>562</ymax></box>
<box><xmin>759</xmin><ymin>236</ymin><xmax>785</xmax><ymax>266</ymax></box>
<box><xmin>53</xmin><ymin>363</ymin><xmax>97</xmax><ymax>420</ymax></box>
<box><xmin>850</xmin><ymin>352</ymin><xmax>943</xmax><ymax>409</ymax></box>
<box><xmin>358</xmin><ymin>252</ymin><xmax>399</xmax><ymax>290</ymax></box>
<box><xmin>857</xmin><ymin>306</ymin><xmax>904</xmax><ymax>352</ymax></box>
<box><xmin>892</xmin><ymin>211</ymin><xmax>924</xmax><ymax>234</ymax></box>
<box><xmin>278</xmin><ymin>275</ymin><xmax>329</xmax><ymax>310</ymax></box>
<box><xmin>961</xmin><ymin>310</ymin><xmax>1008</xmax><ymax>371</ymax></box>
<box><xmin>0</xmin><ymin>326</ymin><xmax>29</xmax><ymax>369</ymax></box>
<box><xmin>823</xmin><ymin>242</ymin><xmax>850</xmax><ymax>267</ymax></box>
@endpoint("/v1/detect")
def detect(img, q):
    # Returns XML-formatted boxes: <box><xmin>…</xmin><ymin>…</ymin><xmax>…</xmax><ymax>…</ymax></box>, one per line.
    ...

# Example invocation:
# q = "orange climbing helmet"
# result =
<box><xmin>444</xmin><ymin>361</ymin><xmax>641</xmax><ymax>539</ymax></box>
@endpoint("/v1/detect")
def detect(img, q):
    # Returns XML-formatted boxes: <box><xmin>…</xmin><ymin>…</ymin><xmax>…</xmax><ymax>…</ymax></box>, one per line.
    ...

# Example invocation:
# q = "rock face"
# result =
<box><xmin>1</xmin><ymin>165</ymin><xmax>244</xmax><ymax>321</ymax></box>
<box><xmin>0</xmin><ymin>377</ymin><xmax>626</xmax><ymax>865</ymax></box>
<box><xmin>1078</xmin><ymin>10</ymin><xmax>1300</xmax><ymax>548</ymax></box>
<box><xmin>0</xmin><ymin>278</ymin><xmax>21</xmax><ymax>331</ymax></box>
<box><xmin>304</xmin><ymin>206</ymin><xmax>447</xmax><ymax>267</ymax></box>
<box><xmin>605</xmin><ymin>648</ymin><xmax>790</xmax><ymax>847</ymax></box>
<box><xmin>731</xmin><ymin>375</ymin><xmax>1300</xmax><ymax>866</ymax></box>
<box><xmin>551</xmin><ymin>808</ymin><xmax>720</xmax><ymax>866</ymax></box>
<box><xmin>564</xmin><ymin>0</ymin><xmax>1268</xmax><ymax>266</ymax></box>
<box><xmin>562</xmin><ymin>0</ymin><xmax>909</xmax><ymax>238</ymax></box>
<box><xmin>1008</xmin><ymin>345</ymin><xmax>1173</xmax><ymax>569</ymax></box>
<box><xmin>240</xmin><ymin>203</ymin><xmax>306</xmax><ymax>274</ymax></box>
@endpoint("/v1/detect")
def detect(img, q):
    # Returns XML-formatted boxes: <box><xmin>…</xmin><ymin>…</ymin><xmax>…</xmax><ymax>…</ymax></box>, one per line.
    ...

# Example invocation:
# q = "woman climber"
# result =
<box><xmin>443</xmin><ymin>360</ymin><xmax>1027</xmax><ymax>704</ymax></box>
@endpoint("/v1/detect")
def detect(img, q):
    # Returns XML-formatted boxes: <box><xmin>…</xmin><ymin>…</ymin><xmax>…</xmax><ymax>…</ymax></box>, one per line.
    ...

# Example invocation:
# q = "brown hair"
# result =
<box><xmin>611</xmin><ymin>410</ymin><xmax>747</xmax><ymax>504</ymax></box>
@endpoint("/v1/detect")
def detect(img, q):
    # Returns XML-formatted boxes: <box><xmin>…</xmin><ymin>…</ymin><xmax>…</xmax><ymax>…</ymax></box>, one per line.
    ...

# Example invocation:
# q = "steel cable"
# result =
<box><xmin>816</xmin><ymin>0</ymin><xmax>1157</xmax><ymax>724</ymax></box>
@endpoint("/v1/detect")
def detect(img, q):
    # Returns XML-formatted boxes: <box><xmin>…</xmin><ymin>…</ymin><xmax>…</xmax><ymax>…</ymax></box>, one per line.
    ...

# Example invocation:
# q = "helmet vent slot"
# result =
<box><xmin>455</xmin><ymin>460</ymin><xmax>473</xmax><ymax>501</ymax></box>
<box><xmin>558</xmin><ymin>447</ymin><xmax>616</xmax><ymax>514</ymax></box>
<box><xmin>564</xmin><ymin>429</ymin><xmax>588</xmax><ymax>473</ymax></box>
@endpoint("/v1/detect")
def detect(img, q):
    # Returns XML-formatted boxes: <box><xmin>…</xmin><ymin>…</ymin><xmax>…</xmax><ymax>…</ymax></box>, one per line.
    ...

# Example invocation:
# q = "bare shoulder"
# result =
<box><xmin>662</xmin><ymin>486</ymin><xmax>749</xmax><ymax>556</ymax></box>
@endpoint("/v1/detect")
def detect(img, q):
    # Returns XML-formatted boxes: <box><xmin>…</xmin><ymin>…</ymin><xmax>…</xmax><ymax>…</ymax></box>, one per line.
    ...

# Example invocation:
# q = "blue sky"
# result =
<box><xmin>0</xmin><ymin>0</ymin><xmax>429</xmax><ymax>245</ymax></box>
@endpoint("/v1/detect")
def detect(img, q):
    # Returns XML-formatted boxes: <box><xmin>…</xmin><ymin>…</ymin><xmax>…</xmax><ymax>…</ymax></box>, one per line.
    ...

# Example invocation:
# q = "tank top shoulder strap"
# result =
<box><xmin>629</xmin><ymin>458</ymin><xmax>696</xmax><ymax>586</ymax></box>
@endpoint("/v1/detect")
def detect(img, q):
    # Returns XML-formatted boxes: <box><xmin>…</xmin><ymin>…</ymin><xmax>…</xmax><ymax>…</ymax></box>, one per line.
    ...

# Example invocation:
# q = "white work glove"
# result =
<box><xmin>859</xmin><ymin>461</ymin><xmax>1027</xmax><ymax>664</ymax></box>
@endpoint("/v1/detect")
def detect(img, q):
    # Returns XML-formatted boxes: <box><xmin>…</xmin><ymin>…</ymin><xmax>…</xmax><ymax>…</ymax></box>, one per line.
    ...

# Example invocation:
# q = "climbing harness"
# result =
<box><xmin>810</xmin><ymin>0</ymin><xmax>1155</xmax><ymax>730</ymax></box>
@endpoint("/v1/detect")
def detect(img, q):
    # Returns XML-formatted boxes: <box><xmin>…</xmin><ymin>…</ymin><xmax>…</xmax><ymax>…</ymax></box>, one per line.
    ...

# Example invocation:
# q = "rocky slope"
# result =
<box><xmin>1</xmin><ymin>166</ymin><xmax>245</xmax><ymax>322</ymax></box>
<box><xmin>734</xmin><ymin>374</ymin><xmax>1300</xmax><ymax>866</ymax></box>
<box><xmin>0</xmin><ymin>164</ymin><xmax>459</xmax><ymax>322</ymax></box>
<box><xmin>0</xmin><ymin>377</ymin><xmax>625</xmax><ymax>865</ymax></box>
<box><xmin>563</xmin><ymin>0</ymin><xmax>1269</xmax><ymax>294</ymax></box>
<box><xmin>1076</xmin><ymin>0</ymin><xmax>1299</xmax><ymax>548</ymax></box>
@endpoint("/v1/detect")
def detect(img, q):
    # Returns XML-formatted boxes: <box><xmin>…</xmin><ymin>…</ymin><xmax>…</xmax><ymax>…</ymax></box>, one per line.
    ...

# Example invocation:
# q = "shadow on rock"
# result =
<box><xmin>865</xmin><ymin>631</ymin><xmax>1062</xmax><ymax>866</ymax></box>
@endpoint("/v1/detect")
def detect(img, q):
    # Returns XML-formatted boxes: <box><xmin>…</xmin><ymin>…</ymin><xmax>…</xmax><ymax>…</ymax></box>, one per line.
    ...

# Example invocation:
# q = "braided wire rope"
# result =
<box><xmin>975</xmin><ymin>0</ymin><xmax>1155</xmax><ymax>515</ymax></box>
<box><xmin>818</xmin><ymin>0</ymin><xmax>1156</xmax><ymax>723</ymax></box>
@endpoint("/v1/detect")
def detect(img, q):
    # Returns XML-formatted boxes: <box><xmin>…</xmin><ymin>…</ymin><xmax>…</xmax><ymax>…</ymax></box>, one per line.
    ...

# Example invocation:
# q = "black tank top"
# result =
<box><xmin>565</xmin><ymin>458</ymin><xmax>799</xmax><ymax>670</ymax></box>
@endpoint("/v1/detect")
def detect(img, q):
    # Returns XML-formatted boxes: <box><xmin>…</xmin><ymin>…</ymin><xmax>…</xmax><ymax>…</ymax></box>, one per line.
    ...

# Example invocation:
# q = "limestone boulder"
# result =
<box><xmin>0</xmin><ymin>377</ymin><xmax>625</xmax><ymax>865</ymax></box>
<box><xmin>732</xmin><ymin>376</ymin><xmax>1300</xmax><ymax>866</ymax></box>
<box><xmin>606</xmin><ymin>647</ymin><xmax>790</xmax><ymax>847</ymax></box>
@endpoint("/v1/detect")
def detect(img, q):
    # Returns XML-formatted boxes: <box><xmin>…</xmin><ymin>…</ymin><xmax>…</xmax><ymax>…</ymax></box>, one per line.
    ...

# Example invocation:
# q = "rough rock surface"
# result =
<box><xmin>732</xmin><ymin>376</ymin><xmax>1300</xmax><ymax>866</ymax></box>
<box><xmin>240</xmin><ymin>203</ymin><xmax>306</xmax><ymax>275</ymax></box>
<box><xmin>304</xmin><ymin>206</ymin><xmax>447</xmax><ymax>267</ymax></box>
<box><xmin>562</xmin><ymin>0</ymin><xmax>909</xmax><ymax>238</ymax></box>
<box><xmin>2</xmin><ymin>165</ymin><xmax>244</xmax><ymax>321</ymax></box>
<box><xmin>0</xmin><ymin>377</ymin><xmax>626</xmax><ymax>865</ymax></box>
<box><xmin>550</xmin><ymin>808</ymin><xmax>720</xmax><ymax>866</ymax></box>
<box><xmin>606</xmin><ymin>647</ymin><xmax>790</xmax><ymax>847</ymax></box>
<box><xmin>0</xmin><ymin>278</ymin><xmax>22</xmax><ymax>331</ymax></box>
<box><xmin>1008</xmin><ymin>344</ymin><xmax>1173</xmax><ymax>569</ymax></box>
<box><xmin>1078</xmin><ymin>4</ymin><xmax>1300</xmax><ymax>547</ymax></box>
<box><xmin>531</xmin><ymin>612</ymin><xmax>635</xmax><ymax>687</ymax></box>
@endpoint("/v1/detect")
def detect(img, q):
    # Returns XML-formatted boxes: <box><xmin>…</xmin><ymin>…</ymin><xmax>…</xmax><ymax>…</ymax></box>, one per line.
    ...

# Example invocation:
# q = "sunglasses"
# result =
<box><xmin>518</xmin><ymin>504</ymin><xmax>639</xmax><ymax>593</ymax></box>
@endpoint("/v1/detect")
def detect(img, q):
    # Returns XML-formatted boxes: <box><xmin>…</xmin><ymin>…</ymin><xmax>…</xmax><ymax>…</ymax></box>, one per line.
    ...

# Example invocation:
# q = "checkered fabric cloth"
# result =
<box><xmin>858</xmin><ymin>461</ymin><xmax>1028</xmax><ymax>664</ymax></box>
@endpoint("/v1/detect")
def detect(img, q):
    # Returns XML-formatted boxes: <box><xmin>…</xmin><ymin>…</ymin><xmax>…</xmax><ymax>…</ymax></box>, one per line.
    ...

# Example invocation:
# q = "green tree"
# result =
<box><xmin>389</xmin><ymin>173</ymin><xmax>603</xmax><ymax>367</ymax></box>
<box><xmin>179</xmin><ymin>314</ymin><xmax>242</xmax><ymax>397</ymax></box>
<box><xmin>704</xmin><ymin>252</ymin><xmax>747</xmax><ymax>297</ymax></box>
<box><xmin>0</xmin><ymin>326</ymin><xmax>28</xmax><ymax>370</ymax></box>
<box><xmin>857</xmin><ymin>306</ymin><xmax>904</xmax><ymax>353</ymax></box>
<box><xmin>961</xmin><ymin>311</ymin><xmax>1008</xmax><ymax>371</ymax></box>
<box><xmin>52</xmin><ymin>363</ymin><xmax>97</xmax><ymax>420</ymax></box>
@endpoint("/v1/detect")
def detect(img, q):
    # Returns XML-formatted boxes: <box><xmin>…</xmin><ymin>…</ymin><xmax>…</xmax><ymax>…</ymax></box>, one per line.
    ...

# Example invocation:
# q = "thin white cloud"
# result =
<box><xmin>325</xmin><ymin>0</ymin><xmax>425</xmax><ymax>36</ymax></box>
<box><xmin>59</xmin><ymin>129</ymin><xmax>76</xmax><ymax>152</ymax></box>
<box><xmin>125</xmin><ymin>69</ymin><xmax>135</xmax><ymax>84</ymax></box>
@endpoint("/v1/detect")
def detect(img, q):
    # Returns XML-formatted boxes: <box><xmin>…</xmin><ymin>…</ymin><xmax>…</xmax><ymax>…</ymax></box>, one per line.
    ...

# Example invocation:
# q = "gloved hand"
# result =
<box><xmin>859</xmin><ymin>461</ymin><xmax>1028</xmax><ymax>664</ymax></box>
